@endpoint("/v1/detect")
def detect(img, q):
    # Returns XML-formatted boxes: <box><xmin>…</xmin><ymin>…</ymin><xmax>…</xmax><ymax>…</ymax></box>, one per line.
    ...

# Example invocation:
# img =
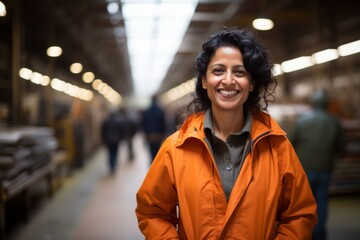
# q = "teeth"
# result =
<box><xmin>219</xmin><ymin>90</ymin><xmax>238</xmax><ymax>95</ymax></box>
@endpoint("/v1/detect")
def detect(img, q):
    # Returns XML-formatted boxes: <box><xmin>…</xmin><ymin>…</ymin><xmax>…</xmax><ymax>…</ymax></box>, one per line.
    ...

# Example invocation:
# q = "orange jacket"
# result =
<box><xmin>136</xmin><ymin>111</ymin><xmax>317</xmax><ymax>239</ymax></box>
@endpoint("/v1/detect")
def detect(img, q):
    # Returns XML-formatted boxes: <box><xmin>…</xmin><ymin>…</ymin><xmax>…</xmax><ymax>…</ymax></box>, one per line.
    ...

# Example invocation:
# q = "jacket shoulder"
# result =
<box><xmin>252</xmin><ymin>110</ymin><xmax>286</xmax><ymax>136</ymax></box>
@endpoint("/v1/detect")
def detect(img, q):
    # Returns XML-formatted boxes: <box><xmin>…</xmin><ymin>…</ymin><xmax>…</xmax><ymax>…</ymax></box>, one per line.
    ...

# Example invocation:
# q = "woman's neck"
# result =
<box><xmin>211</xmin><ymin>107</ymin><xmax>245</xmax><ymax>141</ymax></box>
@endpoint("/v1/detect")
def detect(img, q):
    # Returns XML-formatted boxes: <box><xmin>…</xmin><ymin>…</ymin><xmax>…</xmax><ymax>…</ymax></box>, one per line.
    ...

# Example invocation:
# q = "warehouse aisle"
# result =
<box><xmin>7</xmin><ymin>133</ymin><xmax>149</xmax><ymax>240</ymax></box>
<box><xmin>6</xmin><ymin>133</ymin><xmax>360</xmax><ymax>240</ymax></box>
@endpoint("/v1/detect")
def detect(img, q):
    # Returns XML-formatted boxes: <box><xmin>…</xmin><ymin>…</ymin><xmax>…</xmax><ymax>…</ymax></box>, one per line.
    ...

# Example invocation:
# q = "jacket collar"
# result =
<box><xmin>176</xmin><ymin>110</ymin><xmax>286</xmax><ymax>147</ymax></box>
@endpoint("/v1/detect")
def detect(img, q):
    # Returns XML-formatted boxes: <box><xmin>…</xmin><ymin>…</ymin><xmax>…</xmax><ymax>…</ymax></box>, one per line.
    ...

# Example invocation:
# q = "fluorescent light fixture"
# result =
<box><xmin>51</xmin><ymin>78</ymin><xmax>65</xmax><ymax>91</ymax></box>
<box><xmin>252</xmin><ymin>18</ymin><xmax>274</xmax><ymax>31</ymax></box>
<box><xmin>312</xmin><ymin>49</ymin><xmax>339</xmax><ymax>64</ymax></box>
<box><xmin>161</xmin><ymin>78</ymin><xmax>195</xmax><ymax>105</ymax></box>
<box><xmin>50</xmin><ymin>78</ymin><xmax>93</xmax><ymax>101</ymax></box>
<box><xmin>18</xmin><ymin>66</ymin><xmax>96</xmax><ymax>102</ymax></box>
<box><xmin>30</xmin><ymin>72</ymin><xmax>43</xmax><ymax>84</ymax></box>
<box><xmin>92</xmin><ymin>79</ymin><xmax>103</xmax><ymax>90</ymax></box>
<box><xmin>41</xmin><ymin>75</ymin><xmax>51</xmax><ymax>86</ymax></box>
<box><xmin>273</xmin><ymin>64</ymin><xmax>283</xmax><ymax>76</ymax></box>
<box><xmin>121</xmin><ymin>0</ymin><xmax>198</xmax><ymax>97</ymax></box>
<box><xmin>338</xmin><ymin>40</ymin><xmax>360</xmax><ymax>56</ymax></box>
<box><xmin>281</xmin><ymin>56</ymin><xmax>314</xmax><ymax>73</ymax></box>
<box><xmin>70</xmin><ymin>62</ymin><xmax>83</xmax><ymax>74</ymax></box>
<box><xmin>82</xmin><ymin>71</ymin><xmax>95</xmax><ymax>83</ymax></box>
<box><xmin>46</xmin><ymin>46</ymin><xmax>62</xmax><ymax>57</ymax></box>
<box><xmin>0</xmin><ymin>1</ymin><xmax>6</xmax><ymax>17</ymax></box>
<box><xmin>19</xmin><ymin>68</ymin><xmax>33</xmax><ymax>80</ymax></box>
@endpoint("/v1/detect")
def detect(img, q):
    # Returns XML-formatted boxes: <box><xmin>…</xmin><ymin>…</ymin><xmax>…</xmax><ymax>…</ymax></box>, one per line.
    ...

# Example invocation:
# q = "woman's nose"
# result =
<box><xmin>222</xmin><ymin>71</ymin><xmax>234</xmax><ymax>85</ymax></box>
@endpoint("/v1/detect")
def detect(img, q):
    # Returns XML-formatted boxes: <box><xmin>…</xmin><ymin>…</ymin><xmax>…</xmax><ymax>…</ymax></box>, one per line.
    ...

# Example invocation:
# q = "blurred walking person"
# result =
<box><xmin>124</xmin><ymin>108</ymin><xmax>140</xmax><ymax>162</ymax></box>
<box><xmin>142</xmin><ymin>95</ymin><xmax>166</xmax><ymax>163</ymax></box>
<box><xmin>101</xmin><ymin>108</ymin><xmax>127</xmax><ymax>175</ymax></box>
<box><xmin>290</xmin><ymin>90</ymin><xmax>346</xmax><ymax>240</ymax></box>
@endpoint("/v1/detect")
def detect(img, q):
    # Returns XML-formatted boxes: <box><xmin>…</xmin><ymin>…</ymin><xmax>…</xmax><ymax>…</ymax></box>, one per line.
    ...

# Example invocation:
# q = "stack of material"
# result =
<box><xmin>0</xmin><ymin>126</ymin><xmax>58</xmax><ymax>190</ymax></box>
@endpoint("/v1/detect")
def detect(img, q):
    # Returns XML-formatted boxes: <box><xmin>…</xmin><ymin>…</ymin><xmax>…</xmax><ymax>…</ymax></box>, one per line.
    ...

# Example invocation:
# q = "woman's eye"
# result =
<box><xmin>235</xmin><ymin>70</ymin><xmax>246</xmax><ymax>77</ymax></box>
<box><xmin>213</xmin><ymin>68</ymin><xmax>224</xmax><ymax>74</ymax></box>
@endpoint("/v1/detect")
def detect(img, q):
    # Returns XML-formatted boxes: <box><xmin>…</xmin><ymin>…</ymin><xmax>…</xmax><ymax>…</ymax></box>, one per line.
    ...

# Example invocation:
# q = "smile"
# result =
<box><xmin>218</xmin><ymin>89</ymin><xmax>239</xmax><ymax>96</ymax></box>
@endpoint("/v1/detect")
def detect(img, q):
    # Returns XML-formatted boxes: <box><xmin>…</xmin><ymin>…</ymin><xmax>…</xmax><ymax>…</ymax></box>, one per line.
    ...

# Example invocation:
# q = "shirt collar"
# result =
<box><xmin>204</xmin><ymin>108</ymin><xmax>252</xmax><ymax>136</ymax></box>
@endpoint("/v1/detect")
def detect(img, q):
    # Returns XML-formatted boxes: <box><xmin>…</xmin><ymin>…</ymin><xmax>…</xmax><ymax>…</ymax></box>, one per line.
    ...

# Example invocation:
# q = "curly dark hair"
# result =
<box><xmin>186</xmin><ymin>27</ymin><xmax>277</xmax><ymax>115</ymax></box>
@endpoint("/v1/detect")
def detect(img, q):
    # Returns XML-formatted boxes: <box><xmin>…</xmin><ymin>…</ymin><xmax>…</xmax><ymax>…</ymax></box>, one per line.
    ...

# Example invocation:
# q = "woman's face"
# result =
<box><xmin>202</xmin><ymin>46</ymin><xmax>253</xmax><ymax>113</ymax></box>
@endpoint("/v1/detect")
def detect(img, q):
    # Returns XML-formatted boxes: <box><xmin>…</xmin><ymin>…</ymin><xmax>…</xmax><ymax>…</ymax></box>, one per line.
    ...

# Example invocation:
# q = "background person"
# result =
<box><xmin>141</xmin><ymin>95</ymin><xmax>166</xmax><ymax>163</ymax></box>
<box><xmin>136</xmin><ymin>27</ymin><xmax>317</xmax><ymax>239</ymax></box>
<box><xmin>289</xmin><ymin>90</ymin><xmax>346</xmax><ymax>240</ymax></box>
<box><xmin>101</xmin><ymin>108</ymin><xmax>127</xmax><ymax>175</ymax></box>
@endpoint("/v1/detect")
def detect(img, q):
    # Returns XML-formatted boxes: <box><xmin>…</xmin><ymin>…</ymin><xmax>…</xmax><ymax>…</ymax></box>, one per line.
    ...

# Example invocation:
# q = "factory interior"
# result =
<box><xmin>0</xmin><ymin>0</ymin><xmax>359</xmax><ymax>239</ymax></box>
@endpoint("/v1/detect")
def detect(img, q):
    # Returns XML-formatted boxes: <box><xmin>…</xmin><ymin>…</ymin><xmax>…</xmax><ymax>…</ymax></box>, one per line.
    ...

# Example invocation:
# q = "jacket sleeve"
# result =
<box><xmin>135</xmin><ymin>141</ymin><xmax>180</xmax><ymax>239</ymax></box>
<box><xmin>275</xmin><ymin>139</ymin><xmax>318</xmax><ymax>240</ymax></box>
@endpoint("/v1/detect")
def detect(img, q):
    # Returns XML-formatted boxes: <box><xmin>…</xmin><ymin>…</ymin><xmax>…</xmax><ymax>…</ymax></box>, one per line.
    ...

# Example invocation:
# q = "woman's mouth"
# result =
<box><xmin>218</xmin><ymin>89</ymin><xmax>239</xmax><ymax>96</ymax></box>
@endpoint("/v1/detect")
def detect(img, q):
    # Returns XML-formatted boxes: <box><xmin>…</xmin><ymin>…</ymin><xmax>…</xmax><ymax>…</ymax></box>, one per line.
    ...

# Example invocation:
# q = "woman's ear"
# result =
<box><xmin>202</xmin><ymin>77</ymin><xmax>207</xmax><ymax>89</ymax></box>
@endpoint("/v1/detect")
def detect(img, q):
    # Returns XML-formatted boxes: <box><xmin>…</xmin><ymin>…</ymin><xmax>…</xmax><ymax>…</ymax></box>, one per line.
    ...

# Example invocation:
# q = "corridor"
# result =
<box><xmin>6</xmin><ymin>133</ymin><xmax>360</xmax><ymax>240</ymax></box>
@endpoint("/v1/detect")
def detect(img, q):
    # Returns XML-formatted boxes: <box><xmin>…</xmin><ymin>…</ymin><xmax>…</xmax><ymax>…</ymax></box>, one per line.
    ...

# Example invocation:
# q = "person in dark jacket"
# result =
<box><xmin>142</xmin><ymin>95</ymin><xmax>166</xmax><ymax>163</ymax></box>
<box><xmin>101</xmin><ymin>109</ymin><xmax>126</xmax><ymax>174</ymax></box>
<box><xmin>290</xmin><ymin>90</ymin><xmax>346</xmax><ymax>240</ymax></box>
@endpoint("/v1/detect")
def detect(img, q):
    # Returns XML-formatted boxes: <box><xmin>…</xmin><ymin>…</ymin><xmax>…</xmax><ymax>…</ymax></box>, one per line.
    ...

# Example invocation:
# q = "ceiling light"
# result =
<box><xmin>312</xmin><ymin>49</ymin><xmax>339</xmax><ymax>64</ymax></box>
<box><xmin>0</xmin><ymin>1</ymin><xmax>6</xmax><ymax>17</ymax></box>
<box><xmin>70</xmin><ymin>62</ymin><xmax>83</xmax><ymax>74</ymax></box>
<box><xmin>19</xmin><ymin>68</ymin><xmax>33</xmax><ymax>80</ymax></box>
<box><xmin>338</xmin><ymin>40</ymin><xmax>360</xmax><ymax>56</ymax></box>
<box><xmin>252</xmin><ymin>18</ymin><xmax>274</xmax><ymax>31</ymax></box>
<box><xmin>51</xmin><ymin>78</ymin><xmax>65</xmax><ymax>91</ymax></box>
<box><xmin>92</xmin><ymin>79</ymin><xmax>103</xmax><ymax>90</ymax></box>
<box><xmin>82</xmin><ymin>71</ymin><xmax>95</xmax><ymax>83</ymax></box>
<box><xmin>121</xmin><ymin>1</ymin><xmax>198</xmax><ymax>98</ymax></box>
<box><xmin>281</xmin><ymin>56</ymin><xmax>314</xmax><ymax>73</ymax></box>
<box><xmin>273</xmin><ymin>64</ymin><xmax>283</xmax><ymax>76</ymax></box>
<box><xmin>107</xmin><ymin>2</ymin><xmax>119</xmax><ymax>15</ymax></box>
<box><xmin>46</xmin><ymin>46</ymin><xmax>62</xmax><ymax>57</ymax></box>
<box><xmin>41</xmin><ymin>75</ymin><xmax>51</xmax><ymax>86</ymax></box>
<box><xmin>30</xmin><ymin>72</ymin><xmax>43</xmax><ymax>84</ymax></box>
<box><xmin>161</xmin><ymin>78</ymin><xmax>195</xmax><ymax>105</ymax></box>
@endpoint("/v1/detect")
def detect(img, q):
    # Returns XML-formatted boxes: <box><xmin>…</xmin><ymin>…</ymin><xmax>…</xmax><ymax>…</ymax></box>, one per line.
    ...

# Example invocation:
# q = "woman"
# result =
<box><xmin>135</xmin><ymin>28</ymin><xmax>317</xmax><ymax>239</ymax></box>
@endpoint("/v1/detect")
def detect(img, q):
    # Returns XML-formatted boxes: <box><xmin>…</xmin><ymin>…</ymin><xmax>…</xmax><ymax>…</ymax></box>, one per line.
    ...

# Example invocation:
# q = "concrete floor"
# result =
<box><xmin>6</xmin><ymin>133</ymin><xmax>360</xmax><ymax>240</ymax></box>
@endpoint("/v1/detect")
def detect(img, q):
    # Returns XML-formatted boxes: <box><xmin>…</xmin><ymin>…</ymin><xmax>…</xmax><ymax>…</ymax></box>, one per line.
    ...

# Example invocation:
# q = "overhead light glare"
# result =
<box><xmin>19</xmin><ymin>68</ymin><xmax>33</xmax><ymax>80</ymax></box>
<box><xmin>312</xmin><ymin>49</ymin><xmax>339</xmax><ymax>64</ymax></box>
<box><xmin>337</xmin><ymin>40</ymin><xmax>360</xmax><ymax>56</ymax></box>
<box><xmin>122</xmin><ymin>1</ymin><xmax>199</xmax><ymax>97</ymax></box>
<box><xmin>107</xmin><ymin>2</ymin><xmax>119</xmax><ymax>15</ymax></box>
<box><xmin>161</xmin><ymin>78</ymin><xmax>195</xmax><ymax>105</ymax></box>
<box><xmin>0</xmin><ymin>1</ymin><xmax>7</xmax><ymax>17</ymax></box>
<box><xmin>281</xmin><ymin>56</ymin><xmax>314</xmax><ymax>73</ymax></box>
<box><xmin>51</xmin><ymin>78</ymin><xmax>65</xmax><ymax>91</ymax></box>
<box><xmin>46</xmin><ymin>46</ymin><xmax>62</xmax><ymax>57</ymax></box>
<box><xmin>92</xmin><ymin>79</ymin><xmax>103</xmax><ymax>90</ymax></box>
<box><xmin>70</xmin><ymin>62</ymin><xmax>83</xmax><ymax>74</ymax></box>
<box><xmin>82</xmin><ymin>71</ymin><xmax>95</xmax><ymax>83</ymax></box>
<box><xmin>30</xmin><ymin>72</ymin><xmax>43</xmax><ymax>84</ymax></box>
<box><xmin>273</xmin><ymin>64</ymin><xmax>283</xmax><ymax>76</ymax></box>
<box><xmin>252</xmin><ymin>18</ymin><xmax>274</xmax><ymax>31</ymax></box>
<box><xmin>41</xmin><ymin>75</ymin><xmax>51</xmax><ymax>86</ymax></box>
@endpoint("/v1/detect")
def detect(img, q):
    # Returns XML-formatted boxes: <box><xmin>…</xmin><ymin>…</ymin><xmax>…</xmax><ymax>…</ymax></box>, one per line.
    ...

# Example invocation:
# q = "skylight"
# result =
<box><xmin>121</xmin><ymin>0</ymin><xmax>198</xmax><ymax>98</ymax></box>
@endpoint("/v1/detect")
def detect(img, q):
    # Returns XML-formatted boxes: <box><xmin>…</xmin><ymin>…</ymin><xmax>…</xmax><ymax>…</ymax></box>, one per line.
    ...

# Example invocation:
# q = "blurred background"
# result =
<box><xmin>0</xmin><ymin>0</ymin><xmax>359</xmax><ymax>239</ymax></box>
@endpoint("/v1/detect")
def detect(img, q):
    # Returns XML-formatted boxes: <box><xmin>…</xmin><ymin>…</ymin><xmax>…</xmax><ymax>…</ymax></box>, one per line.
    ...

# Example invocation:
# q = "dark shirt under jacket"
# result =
<box><xmin>204</xmin><ymin>109</ymin><xmax>252</xmax><ymax>201</ymax></box>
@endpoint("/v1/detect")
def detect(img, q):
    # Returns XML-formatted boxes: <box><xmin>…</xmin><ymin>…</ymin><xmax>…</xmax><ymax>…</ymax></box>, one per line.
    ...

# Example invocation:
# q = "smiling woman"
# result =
<box><xmin>135</xmin><ymin>27</ymin><xmax>317</xmax><ymax>240</ymax></box>
<box><xmin>201</xmin><ymin>46</ymin><xmax>253</xmax><ymax>118</ymax></box>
